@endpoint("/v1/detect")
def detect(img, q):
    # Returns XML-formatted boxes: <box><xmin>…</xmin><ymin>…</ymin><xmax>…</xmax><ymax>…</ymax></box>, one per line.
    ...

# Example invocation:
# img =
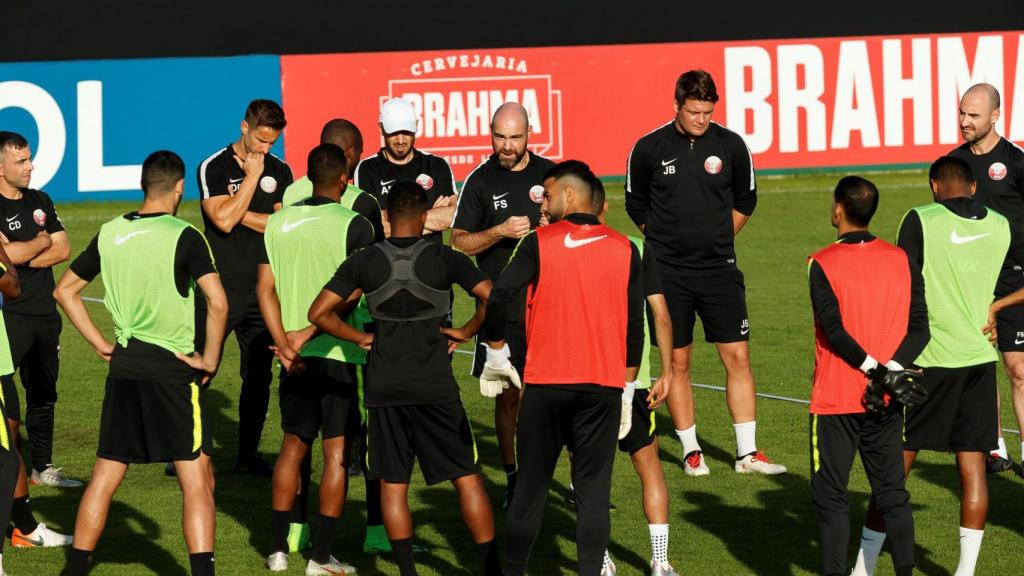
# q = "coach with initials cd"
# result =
<box><xmin>626</xmin><ymin>69</ymin><xmax>785</xmax><ymax>477</ymax></box>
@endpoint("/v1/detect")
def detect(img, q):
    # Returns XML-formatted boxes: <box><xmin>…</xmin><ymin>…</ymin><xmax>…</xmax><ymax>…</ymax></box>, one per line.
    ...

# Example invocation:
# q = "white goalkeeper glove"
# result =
<box><xmin>619</xmin><ymin>379</ymin><xmax>639</xmax><ymax>439</ymax></box>
<box><xmin>480</xmin><ymin>343</ymin><xmax>521</xmax><ymax>398</ymax></box>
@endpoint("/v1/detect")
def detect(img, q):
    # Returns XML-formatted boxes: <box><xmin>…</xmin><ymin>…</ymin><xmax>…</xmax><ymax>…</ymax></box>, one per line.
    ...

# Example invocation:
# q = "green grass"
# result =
<box><xmin>8</xmin><ymin>170</ymin><xmax>1024</xmax><ymax>575</ymax></box>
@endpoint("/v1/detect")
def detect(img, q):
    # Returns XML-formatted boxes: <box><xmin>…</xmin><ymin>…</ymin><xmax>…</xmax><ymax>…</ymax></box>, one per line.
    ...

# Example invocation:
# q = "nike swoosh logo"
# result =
<box><xmin>380</xmin><ymin>179</ymin><xmax>396</xmax><ymax>187</ymax></box>
<box><xmin>1015</xmin><ymin>338</ymin><xmax>1024</xmax><ymax>345</ymax></box>
<box><xmin>113</xmin><ymin>231</ymin><xmax>150</xmax><ymax>245</ymax></box>
<box><xmin>5</xmin><ymin>214</ymin><xmax>17</xmax><ymax>222</ymax></box>
<box><xmin>661</xmin><ymin>158</ymin><xmax>677</xmax><ymax>166</ymax></box>
<box><xmin>563</xmin><ymin>233</ymin><xmax>607</xmax><ymax>248</ymax></box>
<box><xmin>950</xmin><ymin>230</ymin><xmax>990</xmax><ymax>244</ymax></box>
<box><xmin>741</xmin><ymin>328</ymin><xmax>750</xmax><ymax>336</ymax></box>
<box><xmin>281</xmin><ymin>217</ymin><xmax>323</xmax><ymax>233</ymax></box>
<box><xmin>492</xmin><ymin>192</ymin><xmax>510</xmax><ymax>200</ymax></box>
<box><xmin>16</xmin><ymin>535</ymin><xmax>43</xmax><ymax>546</ymax></box>
<box><xmin>228</xmin><ymin>177</ymin><xmax>243</xmax><ymax>184</ymax></box>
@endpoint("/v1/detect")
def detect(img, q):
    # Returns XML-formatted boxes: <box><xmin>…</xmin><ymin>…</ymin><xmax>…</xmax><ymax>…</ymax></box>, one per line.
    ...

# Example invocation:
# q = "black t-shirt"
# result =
<box><xmin>950</xmin><ymin>138</ymin><xmax>1024</xmax><ymax>286</ymax></box>
<box><xmin>452</xmin><ymin>152</ymin><xmax>555</xmax><ymax>280</ymax></box>
<box><xmin>346</xmin><ymin>190</ymin><xmax>386</xmax><ymax>244</ymax></box>
<box><xmin>641</xmin><ymin>240</ymin><xmax>663</xmax><ymax>297</ymax></box>
<box><xmin>625</xmin><ymin>121</ymin><xmax>757</xmax><ymax>276</ymax></box>
<box><xmin>324</xmin><ymin>237</ymin><xmax>486</xmax><ymax>407</ymax></box>
<box><xmin>255</xmin><ymin>195</ymin><xmax>376</xmax><ymax>266</ymax></box>
<box><xmin>353</xmin><ymin>148</ymin><xmax>456</xmax><ymax>245</ymax></box>
<box><xmin>198</xmin><ymin>145</ymin><xmax>293</xmax><ymax>289</ymax></box>
<box><xmin>70</xmin><ymin>212</ymin><xmax>217</xmax><ymax>382</ymax></box>
<box><xmin>0</xmin><ymin>188</ymin><xmax>65</xmax><ymax>315</ymax></box>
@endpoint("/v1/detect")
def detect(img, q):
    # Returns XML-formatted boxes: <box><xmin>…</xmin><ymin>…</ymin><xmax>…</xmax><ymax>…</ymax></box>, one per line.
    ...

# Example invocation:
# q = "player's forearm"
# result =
<box><xmin>206</xmin><ymin>180</ymin><xmax>258</xmax><ymax>232</ymax></box>
<box><xmin>256</xmin><ymin>284</ymin><xmax>289</xmax><ymax>350</ymax></box>
<box><xmin>201</xmin><ymin>294</ymin><xmax>228</xmax><ymax>367</ymax></box>
<box><xmin>4</xmin><ymin>238</ymin><xmax>48</xmax><ymax>265</ymax></box>
<box><xmin>59</xmin><ymin>294</ymin><xmax>108</xmax><ymax>353</ymax></box>
<box><xmin>649</xmin><ymin>296</ymin><xmax>674</xmax><ymax>381</ymax></box>
<box><xmin>992</xmin><ymin>288</ymin><xmax>1024</xmax><ymax>316</ymax></box>
<box><xmin>451</xmin><ymin>228</ymin><xmax>501</xmax><ymax>256</ymax></box>
<box><xmin>625</xmin><ymin>366</ymin><xmax>640</xmax><ymax>382</ymax></box>
<box><xmin>424</xmin><ymin>205</ymin><xmax>456</xmax><ymax>232</ymax></box>
<box><xmin>240</xmin><ymin>211</ymin><xmax>269</xmax><ymax>233</ymax></box>
<box><xmin>732</xmin><ymin>210</ymin><xmax>751</xmax><ymax>235</ymax></box>
<box><xmin>28</xmin><ymin>238</ymin><xmax>70</xmax><ymax>268</ymax></box>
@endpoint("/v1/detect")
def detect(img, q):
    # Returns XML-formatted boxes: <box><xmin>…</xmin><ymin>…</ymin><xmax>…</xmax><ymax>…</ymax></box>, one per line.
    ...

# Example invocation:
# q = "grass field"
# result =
<box><xmin>6</xmin><ymin>169</ymin><xmax>1024</xmax><ymax>575</ymax></box>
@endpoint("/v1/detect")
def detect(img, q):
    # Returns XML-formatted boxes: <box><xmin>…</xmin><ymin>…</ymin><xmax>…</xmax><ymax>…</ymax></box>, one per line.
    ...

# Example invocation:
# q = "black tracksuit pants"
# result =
<box><xmin>196</xmin><ymin>288</ymin><xmax>274</xmax><ymax>462</ymax></box>
<box><xmin>505</xmin><ymin>385</ymin><xmax>620</xmax><ymax>576</ymax></box>
<box><xmin>810</xmin><ymin>408</ymin><xmax>915</xmax><ymax>575</ymax></box>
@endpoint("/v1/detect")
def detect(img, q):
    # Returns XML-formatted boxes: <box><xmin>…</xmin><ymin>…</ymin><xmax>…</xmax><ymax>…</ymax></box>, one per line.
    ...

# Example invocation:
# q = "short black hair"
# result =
<box><xmin>929</xmin><ymin>155</ymin><xmax>974</xmax><ymax>186</ymax></box>
<box><xmin>0</xmin><ymin>131</ymin><xmax>29</xmax><ymax>162</ymax></box>
<box><xmin>675</xmin><ymin>70</ymin><xmax>719</xmax><ymax>104</ymax></box>
<box><xmin>307</xmin><ymin>144</ymin><xmax>348</xmax><ymax>187</ymax></box>
<box><xmin>387</xmin><ymin>181</ymin><xmax>429</xmax><ymax>221</ymax></box>
<box><xmin>244</xmin><ymin>99</ymin><xmax>287</xmax><ymax>131</ymax></box>
<box><xmin>320</xmin><ymin>119</ymin><xmax>362</xmax><ymax>148</ymax></box>
<box><xmin>543</xmin><ymin>160</ymin><xmax>600</xmax><ymax>206</ymax></box>
<box><xmin>833</xmin><ymin>176</ymin><xmax>879</xmax><ymax>227</ymax></box>
<box><xmin>141</xmin><ymin>150</ymin><xmax>185</xmax><ymax>196</ymax></box>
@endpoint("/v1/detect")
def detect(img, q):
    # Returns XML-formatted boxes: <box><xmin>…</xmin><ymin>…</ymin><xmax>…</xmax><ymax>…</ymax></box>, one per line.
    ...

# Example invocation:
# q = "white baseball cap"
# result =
<box><xmin>379</xmin><ymin>98</ymin><xmax>417</xmax><ymax>134</ymax></box>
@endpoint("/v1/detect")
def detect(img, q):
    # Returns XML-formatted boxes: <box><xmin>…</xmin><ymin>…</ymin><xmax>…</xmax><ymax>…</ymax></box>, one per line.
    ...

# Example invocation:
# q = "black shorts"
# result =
<box><xmin>279</xmin><ymin>358</ymin><xmax>359</xmax><ymax>442</ymax></box>
<box><xmin>618</xmin><ymin>389</ymin><xmax>656</xmax><ymax>454</ymax></box>
<box><xmin>660</xmin><ymin>270</ymin><xmax>749</xmax><ymax>347</ymax></box>
<box><xmin>904</xmin><ymin>363</ymin><xmax>998</xmax><ymax>453</ymax></box>
<box><xmin>366</xmin><ymin>401</ymin><xmax>478</xmax><ymax>485</ymax></box>
<box><xmin>471</xmin><ymin>323</ymin><xmax>526</xmax><ymax>378</ymax></box>
<box><xmin>995</xmin><ymin>266</ymin><xmax>1024</xmax><ymax>352</ymax></box>
<box><xmin>0</xmin><ymin>310</ymin><xmax>62</xmax><ymax>418</ymax></box>
<box><xmin>97</xmin><ymin>378</ymin><xmax>210</xmax><ymax>464</ymax></box>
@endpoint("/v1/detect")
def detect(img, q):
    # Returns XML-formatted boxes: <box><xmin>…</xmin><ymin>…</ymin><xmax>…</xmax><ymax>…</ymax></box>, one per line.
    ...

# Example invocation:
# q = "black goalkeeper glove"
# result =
<box><xmin>866</xmin><ymin>365</ymin><xmax>929</xmax><ymax>408</ymax></box>
<box><xmin>862</xmin><ymin>377</ymin><xmax>887</xmax><ymax>414</ymax></box>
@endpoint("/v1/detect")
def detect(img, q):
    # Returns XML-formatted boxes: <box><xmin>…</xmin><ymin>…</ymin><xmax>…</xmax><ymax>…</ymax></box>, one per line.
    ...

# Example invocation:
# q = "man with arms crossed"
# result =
<box><xmin>626</xmin><ymin>70</ymin><xmax>784</xmax><ymax>476</ymax></box>
<box><xmin>55</xmin><ymin>151</ymin><xmax>227</xmax><ymax>576</ymax></box>
<box><xmin>451</xmin><ymin>102</ymin><xmax>555</xmax><ymax>508</ymax></box>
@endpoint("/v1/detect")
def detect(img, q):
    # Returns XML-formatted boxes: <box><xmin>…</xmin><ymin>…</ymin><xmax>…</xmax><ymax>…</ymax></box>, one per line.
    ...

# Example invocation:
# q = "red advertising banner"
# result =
<box><xmin>281</xmin><ymin>31</ymin><xmax>1024</xmax><ymax>181</ymax></box>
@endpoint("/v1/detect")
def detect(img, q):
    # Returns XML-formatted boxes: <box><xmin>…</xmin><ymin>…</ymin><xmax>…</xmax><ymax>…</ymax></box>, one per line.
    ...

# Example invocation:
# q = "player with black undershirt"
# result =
<box><xmin>55</xmin><ymin>151</ymin><xmax>227</xmax><ymax>576</ymax></box>
<box><xmin>309</xmin><ymin>181</ymin><xmax>500</xmax><ymax>576</ymax></box>
<box><xmin>626</xmin><ymin>70</ymin><xmax>785</xmax><ymax>476</ymax></box>
<box><xmin>451</xmin><ymin>102</ymin><xmax>555</xmax><ymax>509</ymax></box>
<box><xmin>353</xmin><ymin>97</ymin><xmax>457</xmax><ymax>242</ymax></box>
<box><xmin>259</xmin><ymin>144</ymin><xmax>372</xmax><ymax>575</ymax></box>
<box><xmin>197</xmin><ymin>99</ymin><xmax>293</xmax><ymax>475</ymax></box>
<box><xmin>947</xmin><ymin>83</ymin><xmax>1024</xmax><ymax>474</ymax></box>
<box><xmin>0</xmin><ymin>131</ymin><xmax>78</xmax><ymax>490</ymax></box>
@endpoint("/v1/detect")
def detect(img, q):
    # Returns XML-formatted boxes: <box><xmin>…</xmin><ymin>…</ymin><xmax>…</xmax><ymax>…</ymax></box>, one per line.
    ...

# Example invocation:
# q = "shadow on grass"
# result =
<box><xmin>41</xmin><ymin>497</ymin><xmax>188</xmax><ymax>576</ymax></box>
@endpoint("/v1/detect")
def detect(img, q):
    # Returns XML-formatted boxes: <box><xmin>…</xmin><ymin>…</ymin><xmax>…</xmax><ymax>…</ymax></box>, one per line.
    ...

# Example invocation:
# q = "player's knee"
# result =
<box><xmin>1008</xmin><ymin>361</ymin><xmax>1024</xmax><ymax>387</ymax></box>
<box><xmin>872</xmin><ymin>487</ymin><xmax>910</xmax><ymax>511</ymax></box>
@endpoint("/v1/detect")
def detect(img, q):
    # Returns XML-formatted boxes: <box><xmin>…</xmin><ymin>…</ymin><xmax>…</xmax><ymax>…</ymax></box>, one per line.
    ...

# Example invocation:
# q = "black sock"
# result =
<box><xmin>365</xmin><ymin>477</ymin><xmax>383</xmax><ymax>527</ymax></box>
<box><xmin>69</xmin><ymin>548</ymin><xmax>92</xmax><ymax>576</ymax></box>
<box><xmin>477</xmin><ymin>539</ymin><xmax>502</xmax><ymax>576</ymax></box>
<box><xmin>312</xmin><ymin>513</ymin><xmax>338</xmax><ymax>564</ymax></box>
<box><xmin>504</xmin><ymin>464</ymin><xmax>517</xmax><ymax>493</ymax></box>
<box><xmin>290</xmin><ymin>455</ymin><xmax>312</xmax><ymax>524</ymax></box>
<box><xmin>271</xmin><ymin>510</ymin><xmax>290</xmax><ymax>553</ymax></box>
<box><xmin>11</xmin><ymin>496</ymin><xmax>38</xmax><ymax>535</ymax></box>
<box><xmin>390</xmin><ymin>538</ymin><xmax>419</xmax><ymax>576</ymax></box>
<box><xmin>189</xmin><ymin>552</ymin><xmax>215</xmax><ymax>576</ymax></box>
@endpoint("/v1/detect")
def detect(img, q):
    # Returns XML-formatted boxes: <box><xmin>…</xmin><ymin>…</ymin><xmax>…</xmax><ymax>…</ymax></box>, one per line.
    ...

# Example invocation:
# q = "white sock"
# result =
<box><xmin>602</xmin><ymin>550</ymin><xmax>613</xmax><ymax>572</ymax></box>
<box><xmin>1020</xmin><ymin>440</ymin><xmax>1024</xmax><ymax>461</ymax></box>
<box><xmin>734</xmin><ymin>420</ymin><xmax>757</xmax><ymax>457</ymax></box>
<box><xmin>850</xmin><ymin>527</ymin><xmax>886</xmax><ymax>576</ymax></box>
<box><xmin>649</xmin><ymin>524</ymin><xmax>669</xmax><ymax>563</ymax></box>
<box><xmin>675</xmin><ymin>425</ymin><xmax>701</xmax><ymax>456</ymax></box>
<box><xmin>954</xmin><ymin>527</ymin><xmax>984</xmax><ymax>576</ymax></box>
<box><xmin>993</xmin><ymin>437</ymin><xmax>1008</xmax><ymax>459</ymax></box>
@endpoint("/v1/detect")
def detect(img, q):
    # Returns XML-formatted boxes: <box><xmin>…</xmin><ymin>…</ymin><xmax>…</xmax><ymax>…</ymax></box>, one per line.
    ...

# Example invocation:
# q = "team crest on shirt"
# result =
<box><xmin>32</xmin><ymin>209</ymin><xmax>46</xmax><ymax>227</ymax></box>
<box><xmin>704</xmin><ymin>155</ymin><xmax>723</xmax><ymax>175</ymax></box>
<box><xmin>259</xmin><ymin>176</ymin><xmax>278</xmax><ymax>193</ymax></box>
<box><xmin>416</xmin><ymin>173</ymin><xmax>434</xmax><ymax>190</ymax></box>
<box><xmin>989</xmin><ymin>162</ymin><xmax>1008</xmax><ymax>181</ymax></box>
<box><xmin>529</xmin><ymin>185</ymin><xmax>544</xmax><ymax>204</ymax></box>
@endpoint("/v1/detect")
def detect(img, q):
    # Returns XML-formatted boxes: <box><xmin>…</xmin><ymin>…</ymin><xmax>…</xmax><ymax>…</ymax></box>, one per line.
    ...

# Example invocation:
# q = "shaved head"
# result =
<box><xmin>962</xmin><ymin>83</ymin><xmax>1000</xmax><ymax>112</ymax></box>
<box><xmin>491</xmin><ymin>102</ymin><xmax>530</xmax><ymax>170</ymax></box>
<box><xmin>320</xmin><ymin>118</ymin><xmax>364</xmax><ymax>175</ymax></box>
<box><xmin>959</xmin><ymin>83</ymin><xmax>1002</xmax><ymax>146</ymax></box>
